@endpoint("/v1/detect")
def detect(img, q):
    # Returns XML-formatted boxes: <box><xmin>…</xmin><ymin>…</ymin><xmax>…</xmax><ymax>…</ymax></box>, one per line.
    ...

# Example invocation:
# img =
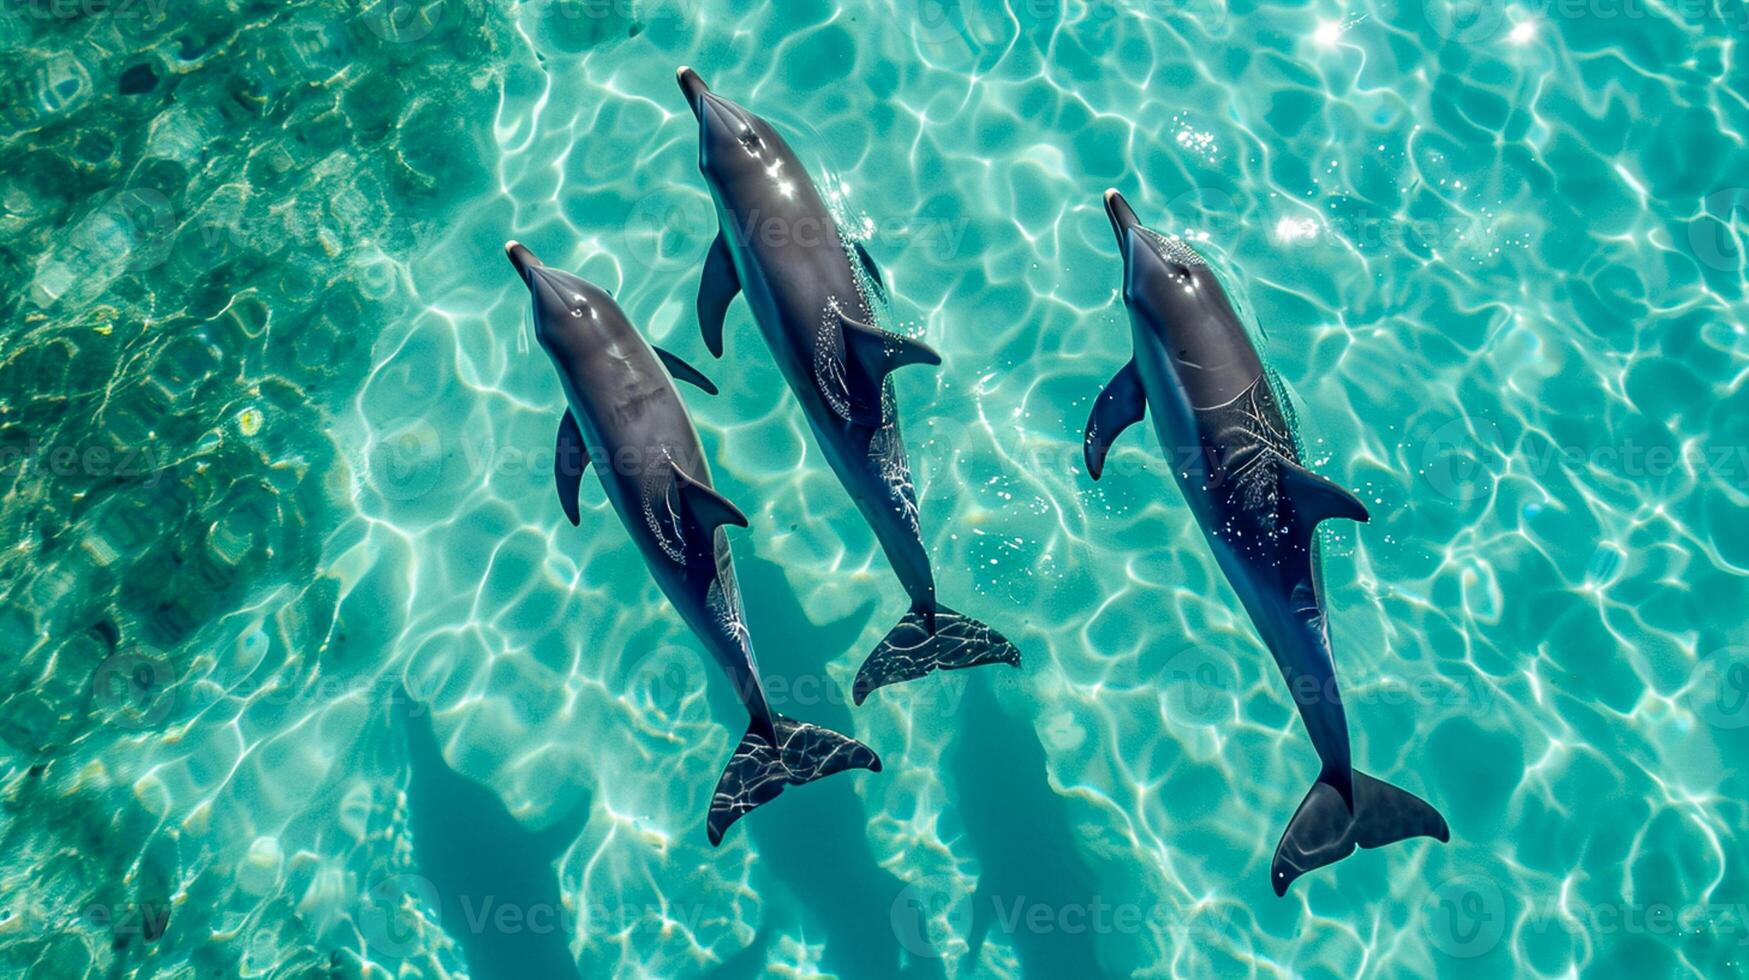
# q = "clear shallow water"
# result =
<box><xmin>3</xmin><ymin>0</ymin><xmax>1748</xmax><ymax>976</ymax></box>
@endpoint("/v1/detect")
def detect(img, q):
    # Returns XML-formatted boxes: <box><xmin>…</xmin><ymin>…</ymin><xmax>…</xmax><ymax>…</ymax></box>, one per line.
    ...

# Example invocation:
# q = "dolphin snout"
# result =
<box><xmin>677</xmin><ymin>66</ymin><xmax>709</xmax><ymax>116</ymax></box>
<box><xmin>1104</xmin><ymin>189</ymin><xmax>1140</xmax><ymax>246</ymax></box>
<box><xmin>506</xmin><ymin>240</ymin><xmax>542</xmax><ymax>279</ymax></box>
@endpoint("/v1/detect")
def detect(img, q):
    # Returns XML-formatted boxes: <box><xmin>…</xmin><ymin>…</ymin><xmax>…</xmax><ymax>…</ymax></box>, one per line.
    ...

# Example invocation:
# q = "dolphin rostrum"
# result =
<box><xmin>507</xmin><ymin>241</ymin><xmax>879</xmax><ymax>845</ymax></box>
<box><xmin>1084</xmin><ymin>191</ymin><xmax>1448</xmax><ymax>895</ymax></box>
<box><xmin>676</xmin><ymin>67</ymin><xmax>1021</xmax><ymax>704</ymax></box>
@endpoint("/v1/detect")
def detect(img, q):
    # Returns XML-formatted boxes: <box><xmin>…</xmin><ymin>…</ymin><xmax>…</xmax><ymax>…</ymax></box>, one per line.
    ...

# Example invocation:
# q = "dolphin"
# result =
<box><xmin>1084</xmin><ymin>191</ymin><xmax>1448</xmax><ymax>895</ymax></box>
<box><xmin>675</xmin><ymin>67</ymin><xmax>1021</xmax><ymax>704</ymax></box>
<box><xmin>506</xmin><ymin>241</ymin><xmax>879</xmax><ymax>845</ymax></box>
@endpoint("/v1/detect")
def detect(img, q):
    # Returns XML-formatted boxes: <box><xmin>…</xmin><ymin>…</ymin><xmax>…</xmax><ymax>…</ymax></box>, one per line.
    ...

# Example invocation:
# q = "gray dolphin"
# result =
<box><xmin>676</xmin><ymin>67</ymin><xmax>1021</xmax><ymax>704</ymax></box>
<box><xmin>1084</xmin><ymin>191</ymin><xmax>1448</xmax><ymax>895</ymax></box>
<box><xmin>507</xmin><ymin>241</ymin><xmax>879</xmax><ymax>845</ymax></box>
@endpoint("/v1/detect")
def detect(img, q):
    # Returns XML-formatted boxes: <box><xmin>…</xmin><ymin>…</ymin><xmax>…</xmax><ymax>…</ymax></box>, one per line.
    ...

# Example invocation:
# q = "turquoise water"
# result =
<box><xmin>4</xmin><ymin>0</ymin><xmax>1749</xmax><ymax>976</ymax></box>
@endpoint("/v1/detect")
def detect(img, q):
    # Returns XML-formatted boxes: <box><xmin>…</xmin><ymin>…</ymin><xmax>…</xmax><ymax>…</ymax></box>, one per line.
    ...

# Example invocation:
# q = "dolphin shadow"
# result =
<box><xmin>950</xmin><ymin>678</ymin><xmax>1109</xmax><ymax>975</ymax></box>
<box><xmin>393</xmin><ymin>689</ymin><xmax>590</xmax><ymax>980</ymax></box>
<box><xmin>696</xmin><ymin>926</ymin><xmax>775</xmax><ymax>980</ymax></box>
<box><xmin>724</xmin><ymin>550</ymin><xmax>947</xmax><ymax>980</ymax></box>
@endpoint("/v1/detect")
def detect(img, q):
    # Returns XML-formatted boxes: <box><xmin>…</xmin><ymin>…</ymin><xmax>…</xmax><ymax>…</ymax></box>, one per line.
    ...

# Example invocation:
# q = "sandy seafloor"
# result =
<box><xmin>3</xmin><ymin>0</ymin><xmax>1749</xmax><ymax>977</ymax></box>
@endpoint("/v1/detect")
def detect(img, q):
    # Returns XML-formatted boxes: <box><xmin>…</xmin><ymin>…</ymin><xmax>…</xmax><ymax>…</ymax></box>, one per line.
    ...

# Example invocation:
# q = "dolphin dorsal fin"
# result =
<box><xmin>823</xmin><ymin>309</ymin><xmax>940</xmax><ymax>427</ymax></box>
<box><xmin>852</xmin><ymin>240</ymin><xmax>887</xmax><ymax>301</ymax></box>
<box><xmin>1280</xmin><ymin>461</ymin><xmax>1370</xmax><ymax>528</ymax></box>
<box><xmin>555</xmin><ymin>410</ymin><xmax>589</xmax><ymax>526</ymax></box>
<box><xmin>1083</xmin><ymin>360</ymin><xmax>1146</xmax><ymax>480</ymax></box>
<box><xmin>667</xmin><ymin>459</ymin><xmax>749</xmax><ymax>535</ymax></box>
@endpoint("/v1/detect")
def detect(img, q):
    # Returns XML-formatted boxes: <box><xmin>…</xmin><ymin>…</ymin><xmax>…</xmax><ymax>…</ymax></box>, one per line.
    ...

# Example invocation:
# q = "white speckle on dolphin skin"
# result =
<box><xmin>869</xmin><ymin>384</ymin><xmax>920</xmax><ymax>538</ymax></box>
<box><xmin>1141</xmin><ymin>228</ymin><xmax>1209</xmax><ymax>267</ymax></box>
<box><xmin>642</xmin><ymin>450</ymin><xmax>688</xmax><ymax>564</ymax></box>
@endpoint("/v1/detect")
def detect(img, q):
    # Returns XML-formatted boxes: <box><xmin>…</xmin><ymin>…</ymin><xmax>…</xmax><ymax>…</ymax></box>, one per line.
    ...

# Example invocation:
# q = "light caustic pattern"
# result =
<box><xmin>2</xmin><ymin>0</ymin><xmax>1748</xmax><ymax>977</ymax></box>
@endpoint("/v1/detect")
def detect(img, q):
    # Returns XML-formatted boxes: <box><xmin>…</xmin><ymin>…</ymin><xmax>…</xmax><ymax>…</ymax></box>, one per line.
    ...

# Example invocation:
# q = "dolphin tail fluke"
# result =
<box><xmin>1270</xmin><ymin>770</ymin><xmax>1449</xmax><ymax>895</ymax></box>
<box><xmin>851</xmin><ymin>603</ymin><xmax>1022</xmax><ymax>705</ymax></box>
<box><xmin>705</xmin><ymin>715</ymin><xmax>881</xmax><ymax>846</ymax></box>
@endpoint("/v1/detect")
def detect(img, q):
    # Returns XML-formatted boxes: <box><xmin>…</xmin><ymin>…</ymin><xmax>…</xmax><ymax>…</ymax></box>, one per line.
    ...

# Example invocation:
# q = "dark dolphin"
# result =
<box><xmin>676</xmin><ymin>67</ymin><xmax>1021</xmax><ymax>704</ymax></box>
<box><xmin>507</xmin><ymin>241</ymin><xmax>879</xmax><ymax>845</ymax></box>
<box><xmin>1084</xmin><ymin>191</ymin><xmax>1448</xmax><ymax>895</ymax></box>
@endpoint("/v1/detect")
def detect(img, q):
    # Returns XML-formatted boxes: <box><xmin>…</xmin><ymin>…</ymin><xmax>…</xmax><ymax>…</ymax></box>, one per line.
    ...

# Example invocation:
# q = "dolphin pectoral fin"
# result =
<box><xmin>1270</xmin><ymin>770</ymin><xmax>1449</xmax><ymax>895</ymax></box>
<box><xmin>1280</xmin><ymin>461</ymin><xmax>1370</xmax><ymax>527</ymax></box>
<box><xmin>1083</xmin><ymin>359</ymin><xmax>1146</xmax><ymax>480</ymax></box>
<box><xmin>555</xmin><ymin>410</ymin><xmax>589</xmax><ymax>526</ymax></box>
<box><xmin>698</xmin><ymin>232</ymin><xmax>739</xmax><ymax>358</ymax></box>
<box><xmin>667</xmin><ymin>460</ymin><xmax>749</xmax><ymax>534</ymax></box>
<box><xmin>852</xmin><ymin>603</ymin><xmax>1022</xmax><ymax>704</ymax></box>
<box><xmin>654</xmin><ymin>346</ymin><xmax>719</xmax><ymax>395</ymax></box>
<box><xmin>852</xmin><ymin>240</ymin><xmax>887</xmax><ymax>300</ymax></box>
<box><xmin>828</xmin><ymin>311</ymin><xmax>941</xmax><ymax>426</ymax></box>
<box><xmin>706</xmin><ymin>714</ymin><xmax>881</xmax><ymax>845</ymax></box>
